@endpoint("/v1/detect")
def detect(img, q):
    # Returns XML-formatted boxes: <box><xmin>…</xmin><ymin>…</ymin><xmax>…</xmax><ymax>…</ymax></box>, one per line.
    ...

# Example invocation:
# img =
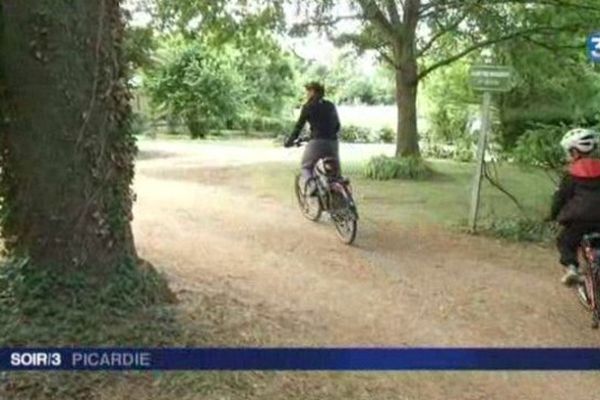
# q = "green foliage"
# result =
<box><xmin>377</xmin><ymin>127</ymin><xmax>395</xmax><ymax>144</ymax></box>
<box><xmin>340</xmin><ymin>125</ymin><xmax>373</xmax><ymax>143</ymax></box>
<box><xmin>153</xmin><ymin>0</ymin><xmax>285</xmax><ymax>38</ymax></box>
<box><xmin>234</xmin><ymin>33</ymin><xmax>296</xmax><ymax>118</ymax></box>
<box><xmin>0</xmin><ymin>258</ymin><xmax>173</xmax><ymax>346</ymax></box>
<box><xmin>123</xmin><ymin>26</ymin><xmax>156</xmax><ymax>70</ymax></box>
<box><xmin>422</xmin><ymin>141</ymin><xmax>475</xmax><ymax>163</ymax></box>
<box><xmin>423</xmin><ymin>60</ymin><xmax>477</xmax><ymax>143</ymax></box>
<box><xmin>234</xmin><ymin>116</ymin><xmax>293</xmax><ymax>136</ymax></box>
<box><xmin>488</xmin><ymin>5</ymin><xmax>600</xmax><ymax>147</ymax></box>
<box><xmin>512</xmin><ymin>123</ymin><xmax>566</xmax><ymax>172</ymax></box>
<box><xmin>144</xmin><ymin>32</ymin><xmax>296</xmax><ymax>138</ymax></box>
<box><xmin>338</xmin><ymin>125</ymin><xmax>397</xmax><ymax>144</ymax></box>
<box><xmin>478</xmin><ymin>218</ymin><xmax>557</xmax><ymax>243</ymax></box>
<box><xmin>497</xmin><ymin>43</ymin><xmax>600</xmax><ymax>147</ymax></box>
<box><xmin>299</xmin><ymin>53</ymin><xmax>395</xmax><ymax>106</ymax></box>
<box><xmin>145</xmin><ymin>40</ymin><xmax>243</xmax><ymax>138</ymax></box>
<box><xmin>422</xmin><ymin>59</ymin><xmax>480</xmax><ymax>162</ymax></box>
<box><xmin>365</xmin><ymin>155</ymin><xmax>433</xmax><ymax>181</ymax></box>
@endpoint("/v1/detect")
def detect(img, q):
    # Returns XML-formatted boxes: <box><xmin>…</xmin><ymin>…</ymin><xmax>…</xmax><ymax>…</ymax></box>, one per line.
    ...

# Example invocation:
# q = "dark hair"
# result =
<box><xmin>305</xmin><ymin>82</ymin><xmax>325</xmax><ymax>97</ymax></box>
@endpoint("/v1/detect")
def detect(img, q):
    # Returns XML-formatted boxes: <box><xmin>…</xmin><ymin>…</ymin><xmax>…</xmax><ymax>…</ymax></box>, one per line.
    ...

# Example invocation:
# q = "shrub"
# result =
<box><xmin>231</xmin><ymin>116</ymin><xmax>293</xmax><ymax>137</ymax></box>
<box><xmin>340</xmin><ymin>125</ymin><xmax>374</xmax><ymax>143</ymax></box>
<box><xmin>364</xmin><ymin>155</ymin><xmax>433</xmax><ymax>181</ymax></box>
<box><xmin>377</xmin><ymin>127</ymin><xmax>395</xmax><ymax>144</ymax></box>
<box><xmin>428</xmin><ymin>106</ymin><xmax>471</xmax><ymax>143</ymax></box>
<box><xmin>422</xmin><ymin>140</ymin><xmax>475</xmax><ymax>162</ymax></box>
<box><xmin>512</xmin><ymin>123</ymin><xmax>566</xmax><ymax>172</ymax></box>
<box><xmin>185</xmin><ymin>117</ymin><xmax>210</xmax><ymax>139</ymax></box>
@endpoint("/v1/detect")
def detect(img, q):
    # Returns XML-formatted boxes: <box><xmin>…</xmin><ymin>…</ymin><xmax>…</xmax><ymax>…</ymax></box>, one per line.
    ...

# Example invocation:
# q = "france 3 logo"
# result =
<box><xmin>588</xmin><ymin>32</ymin><xmax>600</xmax><ymax>63</ymax></box>
<box><xmin>10</xmin><ymin>352</ymin><xmax>62</xmax><ymax>368</ymax></box>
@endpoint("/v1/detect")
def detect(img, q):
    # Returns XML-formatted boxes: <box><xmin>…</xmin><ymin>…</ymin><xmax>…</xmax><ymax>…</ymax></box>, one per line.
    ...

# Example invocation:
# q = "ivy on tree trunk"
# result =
<box><xmin>0</xmin><ymin>0</ymin><xmax>138</xmax><ymax>277</ymax></box>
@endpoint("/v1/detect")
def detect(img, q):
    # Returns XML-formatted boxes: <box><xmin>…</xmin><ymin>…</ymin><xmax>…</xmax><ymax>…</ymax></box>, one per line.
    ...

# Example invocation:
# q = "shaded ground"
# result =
<box><xmin>130</xmin><ymin>139</ymin><xmax>600</xmax><ymax>399</ymax></box>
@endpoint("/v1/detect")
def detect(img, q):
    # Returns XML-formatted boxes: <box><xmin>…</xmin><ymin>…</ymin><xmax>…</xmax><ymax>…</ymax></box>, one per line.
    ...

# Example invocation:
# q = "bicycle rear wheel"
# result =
<box><xmin>294</xmin><ymin>174</ymin><xmax>322</xmax><ymax>222</ymax></box>
<box><xmin>577</xmin><ymin>260</ymin><xmax>600</xmax><ymax>328</ymax></box>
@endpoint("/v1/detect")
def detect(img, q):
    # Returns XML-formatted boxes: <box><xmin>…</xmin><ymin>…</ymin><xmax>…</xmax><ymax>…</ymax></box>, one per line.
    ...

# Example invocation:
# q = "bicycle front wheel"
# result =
<box><xmin>294</xmin><ymin>174</ymin><xmax>322</xmax><ymax>222</ymax></box>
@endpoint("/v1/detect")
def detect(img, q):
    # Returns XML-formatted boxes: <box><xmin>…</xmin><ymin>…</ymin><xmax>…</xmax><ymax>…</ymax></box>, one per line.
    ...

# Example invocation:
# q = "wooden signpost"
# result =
<box><xmin>468</xmin><ymin>65</ymin><xmax>514</xmax><ymax>232</ymax></box>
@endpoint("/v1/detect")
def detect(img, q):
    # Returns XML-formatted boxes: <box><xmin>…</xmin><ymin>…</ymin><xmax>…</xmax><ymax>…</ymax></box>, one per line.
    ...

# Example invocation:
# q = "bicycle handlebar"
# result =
<box><xmin>293</xmin><ymin>137</ymin><xmax>310</xmax><ymax>147</ymax></box>
<box><xmin>283</xmin><ymin>135</ymin><xmax>310</xmax><ymax>148</ymax></box>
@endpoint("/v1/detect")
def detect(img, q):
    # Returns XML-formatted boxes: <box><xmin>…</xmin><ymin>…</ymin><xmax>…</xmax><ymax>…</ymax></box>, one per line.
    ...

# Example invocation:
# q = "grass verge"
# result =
<box><xmin>243</xmin><ymin>159</ymin><xmax>554</xmax><ymax>230</ymax></box>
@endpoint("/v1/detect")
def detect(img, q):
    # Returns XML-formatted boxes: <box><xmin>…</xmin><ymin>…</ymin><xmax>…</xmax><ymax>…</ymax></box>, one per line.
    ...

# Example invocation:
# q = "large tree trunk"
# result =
<box><xmin>395</xmin><ymin>67</ymin><xmax>420</xmax><ymax>157</ymax></box>
<box><xmin>394</xmin><ymin>0</ymin><xmax>421</xmax><ymax>158</ymax></box>
<box><xmin>0</xmin><ymin>0</ymin><xmax>137</xmax><ymax>276</ymax></box>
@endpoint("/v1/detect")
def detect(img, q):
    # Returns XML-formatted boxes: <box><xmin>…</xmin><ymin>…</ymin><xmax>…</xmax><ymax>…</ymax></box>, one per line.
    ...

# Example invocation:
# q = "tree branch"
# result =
<box><xmin>419</xmin><ymin>0</ymin><xmax>600</xmax><ymax>19</ymax></box>
<box><xmin>385</xmin><ymin>0</ymin><xmax>402</xmax><ymax>27</ymax></box>
<box><xmin>355</xmin><ymin>0</ymin><xmax>397</xmax><ymax>39</ymax></box>
<box><xmin>290</xmin><ymin>14</ymin><xmax>361</xmax><ymax>32</ymax></box>
<box><xmin>377</xmin><ymin>48</ymin><xmax>397</xmax><ymax>66</ymax></box>
<box><xmin>417</xmin><ymin>13</ymin><xmax>468</xmax><ymax>57</ymax></box>
<box><xmin>417</xmin><ymin>0</ymin><xmax>485</xmax><ymax>57</ymax></box>
<box><xmin>418</xmin><ymin>24</ymin><xmax>580</xmax><ymax>80</ymax></box>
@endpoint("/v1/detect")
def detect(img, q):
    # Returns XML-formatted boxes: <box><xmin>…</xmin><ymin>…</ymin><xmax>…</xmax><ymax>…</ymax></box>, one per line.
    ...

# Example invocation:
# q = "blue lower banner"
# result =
<box><xmin>2</xmin><ymin>348</ymin><xmax>600</xmax><ymax>371</ymax></box>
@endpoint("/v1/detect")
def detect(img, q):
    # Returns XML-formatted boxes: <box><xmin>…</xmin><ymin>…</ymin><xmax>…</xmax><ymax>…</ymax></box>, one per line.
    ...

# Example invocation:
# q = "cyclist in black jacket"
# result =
<box><xmin>284</xmin><ymin>82</ymin><xmax>341</xmax><ymax>195</ymax></box>
<box><xmin>550</xmin><ymin>128</ymin><xmax>600</xmax><ymax>286</ymax></box>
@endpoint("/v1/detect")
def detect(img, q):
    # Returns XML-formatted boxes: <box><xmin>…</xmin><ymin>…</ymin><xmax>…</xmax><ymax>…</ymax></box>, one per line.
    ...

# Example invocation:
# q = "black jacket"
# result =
<box><xmin>289</xmin><ymin>97</ymin><xmax>341</xmax><ymax>142</ymax></box>
<box><xmin>551</xmin><ymin>158</ymin><xmax>600</xmax><ymax>224</ymax></box>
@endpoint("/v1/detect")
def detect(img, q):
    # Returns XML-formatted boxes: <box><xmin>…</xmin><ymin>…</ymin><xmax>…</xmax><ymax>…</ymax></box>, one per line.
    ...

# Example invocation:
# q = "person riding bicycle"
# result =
<box><xmin>284</xmin><ymin>82</ymin><xmax>341</xmax><ymax>195</ymax></box>
<box><xmin>550</xmin><ymin>128</ymin><xmax>600</xmax><ymax>286</ymax></box>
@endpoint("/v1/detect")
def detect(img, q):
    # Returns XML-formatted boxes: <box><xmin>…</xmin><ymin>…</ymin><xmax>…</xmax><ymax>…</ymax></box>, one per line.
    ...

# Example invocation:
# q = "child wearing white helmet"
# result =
<box><xmin>550</xmin><ymin>128</ymin><xmax>600</xmax><ymax>285</ymax></box>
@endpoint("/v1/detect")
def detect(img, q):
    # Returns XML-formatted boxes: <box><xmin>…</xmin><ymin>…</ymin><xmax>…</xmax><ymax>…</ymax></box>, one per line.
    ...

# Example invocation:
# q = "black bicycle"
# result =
<box><xmin>575</xmin><ymin>233</ymin><xmax>600</xmax><ymax>329</ymax></box>
<box><xmin>292</xmin><ymin>138</ymin><xmax>359</xmax><ymax>245</ymax></box>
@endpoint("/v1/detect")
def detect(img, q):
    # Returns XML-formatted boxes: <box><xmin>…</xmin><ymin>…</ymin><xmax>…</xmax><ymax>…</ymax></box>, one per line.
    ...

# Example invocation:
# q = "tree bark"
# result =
<box><xmin>395</xmin><ymin>67</ymin><xmax>420</xmax><ymax>157</ymax></box>
<box><xmin>394</xmin><ymin>0</ymin><xmax>421</xmax><ymax>158</ymax></box>
<box><xmin>0</xmin><ymin>0</ymin><xmax>137</xmax><ymax>275</ymax></box>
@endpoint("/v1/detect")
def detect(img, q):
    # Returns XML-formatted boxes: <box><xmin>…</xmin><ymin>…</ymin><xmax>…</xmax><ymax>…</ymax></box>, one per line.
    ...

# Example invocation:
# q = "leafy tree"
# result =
<box><xmin>145</xmin><ymin>39</ymin><xmax>244</xmax><ymax>137</ymax></box>
<box><xmin>233</xmin><ymin>32</ymin><xmax>296</xmax><ymax>119</ymax></box>
<box><xmin>124</xmin><ymin>25</ymin><xmax>157</xmax><ymax>70</ymax></box>
<box><xmin>142</xmin><ymin>0</ymin><xmax>296</xmax><ymax>135</ymax></box>
<box><xmin>425</xmin><ymin>4</ymin><xmax>600</xmax><ymax>151</ymax></box>
<box><xmin>292</xmin><ymin>0</ymin><xmax>600</xmax><ymax>157</ymax></box>
<box><xmin>299</xmin><ymin>52</ymin><xmax>395</xmax><ymax>105</ymax></box>
<box><xmin>423</xmin><ymin>58</ymin><xmax>477</xmax><ymax>143</ymax></box>
<box><xmin>150</xmin><ymin>0</ymin><xmax>285</xmax><ymax>38</ymax></box>
<box><xmin>494</xmin><ymin>7</ymin><xmax>600</xmax><ymax>147</ymax></box>
<box><xmin>145</xmin><ymin>31</ymin><xmax>296</xmax><ymax>137</ymax></box>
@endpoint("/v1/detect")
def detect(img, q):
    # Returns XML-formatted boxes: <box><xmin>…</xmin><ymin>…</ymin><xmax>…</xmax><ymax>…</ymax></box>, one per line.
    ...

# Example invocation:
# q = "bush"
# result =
<box><xmin>377</xmin><ymin>127</ymin><xmax>395</xmax><ymax>144</ymax></box>
<box><xmin>186</xmin><ymin>117</ymin><xmax>210</xmax><ymax>139</ymax></box>
<box><xmin>428</xmin><ymin>106</ymin><xmax>471</xmax><ymax>143</ymax></box>
<box><xmin>512</xmin><ymin>123</ymin><xmax>566</xmax><ymax>171</ymax></box>
<box><xmin>422</xmin><ymin>140</ymin><xmax>475</xmax><ymax>162</ymax></box>
<box><xmin>478</xmin><ymin>217</ymin><xmax>557</xmax><ymax>243</ymax></box>
<box><xmin>340</xmin><ymin>125</ymin><xmax>374</xmax><ymax>143</ymax></box>
<box><xmin>364</xmin><ymin>155</ymin><xmax>433</xmax><ymax>181</ymax></box>
<box><xmin>234</xmin><ymin>116</ymin><xmax>292</xmax><ymax>136</ymax></box>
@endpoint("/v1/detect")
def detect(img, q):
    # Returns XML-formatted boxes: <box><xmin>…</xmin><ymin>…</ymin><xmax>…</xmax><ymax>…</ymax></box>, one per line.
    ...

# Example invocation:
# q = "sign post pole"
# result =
<box><xmin>468</xmin><ymin>64</ymin><xmax>514</xmax><ymax>232</ymax></box>
<box><xmin>469</xmin><ymin>91</ymin><xmax>492</xmax><ymax>232</ymax></box>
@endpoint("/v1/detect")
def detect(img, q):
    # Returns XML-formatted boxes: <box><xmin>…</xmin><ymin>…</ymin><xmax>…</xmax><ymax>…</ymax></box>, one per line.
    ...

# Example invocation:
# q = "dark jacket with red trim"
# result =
<box><xmin>551</xmin><ymin>158</ymin><xmax>600</xmax><ymax>224</ymax></box>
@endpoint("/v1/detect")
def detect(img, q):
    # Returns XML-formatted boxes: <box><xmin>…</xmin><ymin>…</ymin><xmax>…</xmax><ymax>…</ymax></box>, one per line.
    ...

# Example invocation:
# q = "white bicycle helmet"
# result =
<box><xmin>560</xmin><ymin>128</ymin><xmax>599</xmax><ymax>154</ymax></box>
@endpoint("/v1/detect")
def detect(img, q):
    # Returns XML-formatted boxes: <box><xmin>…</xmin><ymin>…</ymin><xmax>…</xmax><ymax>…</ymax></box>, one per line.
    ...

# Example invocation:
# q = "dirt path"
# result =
<box><xmin>132</xmin><ymin>140</ymin><xmax>599</xmax><ymax>399</ymax></box>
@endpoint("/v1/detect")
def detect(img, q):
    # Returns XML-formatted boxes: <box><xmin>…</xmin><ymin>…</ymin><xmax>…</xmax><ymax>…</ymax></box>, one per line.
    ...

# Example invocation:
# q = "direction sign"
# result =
<box><xmin>587</xmin><ymin>32</ymin><xmax>600</xmax><ymax>63</ymax></box>
<box><xmin>469</xmin><ymin>65</ymin><xmax>514</xmax><ymax>93</ymax></box>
